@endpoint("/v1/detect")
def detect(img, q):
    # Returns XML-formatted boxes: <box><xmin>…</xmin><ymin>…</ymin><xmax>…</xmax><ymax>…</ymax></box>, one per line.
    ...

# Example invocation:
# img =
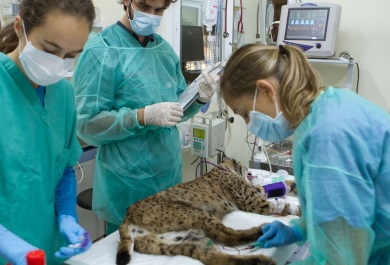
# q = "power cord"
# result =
<box><xmin>76</xmin><ymin>162</ymin><xmax>84</xmax><ymax>184</ymax></box>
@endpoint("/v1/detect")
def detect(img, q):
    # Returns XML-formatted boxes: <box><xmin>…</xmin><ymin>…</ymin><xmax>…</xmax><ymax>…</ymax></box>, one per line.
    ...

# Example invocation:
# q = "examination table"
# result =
<box><xmin>65</xmin><ymin>209</ymin><xmax>301</xmax><ymax>265</ymax></box>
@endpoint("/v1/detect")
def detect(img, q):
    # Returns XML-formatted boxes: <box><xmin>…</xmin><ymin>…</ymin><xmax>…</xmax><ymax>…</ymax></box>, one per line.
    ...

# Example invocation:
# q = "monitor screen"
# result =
<box><xmin>181</xmin><ymin>25</ymin><xmax>205</xmax><ymax>62</ymax></box>
<box><xmin>285</xmin><ymin>8</ymin><xmax>330</xmax><ymax>41</ymax></box>
<box><xmin>277</xmin><ymin>3</ymin><xmax>341</xmax><ymax>58</ymax></box>
<box><xmin>193</xmin><ymin>128</ymin><xmax>205</xmax><ymax>139</ymax></box>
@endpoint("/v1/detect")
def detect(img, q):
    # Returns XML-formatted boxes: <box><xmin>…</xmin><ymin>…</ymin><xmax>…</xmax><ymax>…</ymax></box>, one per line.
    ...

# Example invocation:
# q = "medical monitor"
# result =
<box><xmin>277</xmin><ymin>3</ymin><xmax>341</xmax><ymax>58</ymax></box>
<box><xmin>181</xmin><ymin>25</ymin><xmax>205</xmax><ymax>62</ymax></box>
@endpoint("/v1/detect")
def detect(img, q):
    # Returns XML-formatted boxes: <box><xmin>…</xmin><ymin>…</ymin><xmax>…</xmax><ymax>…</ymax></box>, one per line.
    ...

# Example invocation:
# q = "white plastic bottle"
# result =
<box><xmin>202</xmin><ymin>0</ymin><xmax>218</xmax><ymax>34</ymax></box>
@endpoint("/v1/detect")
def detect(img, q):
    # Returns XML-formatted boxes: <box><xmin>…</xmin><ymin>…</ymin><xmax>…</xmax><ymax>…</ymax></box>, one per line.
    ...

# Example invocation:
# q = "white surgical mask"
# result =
<box><xmin>247</xmin><ymin>88</ymin><xmax>294</xmax><ymax>142</ymax></box>
<box><xmin>128</xmin><ymin>3</ymin><xmax>162</xmax><ymax>36</ymax></box>
<box><xmin>19</xmin><ymin>21</ymin><xmax>75</xmax><ymax>86</ymax></box>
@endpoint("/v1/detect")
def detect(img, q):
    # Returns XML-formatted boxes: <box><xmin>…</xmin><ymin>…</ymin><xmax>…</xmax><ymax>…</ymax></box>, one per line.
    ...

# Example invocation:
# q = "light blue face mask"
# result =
<box><xmin>247</xmin><ymin>88</ymin><xmax>294</xmax><ymax>142</ymax></box>
<box><xmin>128</xmin><ymin>3</ymin><xmax>162</xmax><ymax>36</ymax></box>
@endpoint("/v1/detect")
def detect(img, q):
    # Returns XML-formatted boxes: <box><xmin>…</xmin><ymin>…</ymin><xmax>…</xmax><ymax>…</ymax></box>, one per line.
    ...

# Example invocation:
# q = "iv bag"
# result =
<box><xmin>203</xmin><ymin>0</ymin><xmax>218</xmax><ymax>33</ymax></box>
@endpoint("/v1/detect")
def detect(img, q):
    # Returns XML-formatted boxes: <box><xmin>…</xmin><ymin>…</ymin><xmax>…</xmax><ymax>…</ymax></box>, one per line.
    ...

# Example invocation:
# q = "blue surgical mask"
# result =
<box><xmin>247</xmin><ymin>88</ymin><xmax>294</xmax><ymax>142</ymax></box>
<box><xmin>128</xmin><ymin>3</ymin><xmax>162</xmax><ymax>36</ymax></box>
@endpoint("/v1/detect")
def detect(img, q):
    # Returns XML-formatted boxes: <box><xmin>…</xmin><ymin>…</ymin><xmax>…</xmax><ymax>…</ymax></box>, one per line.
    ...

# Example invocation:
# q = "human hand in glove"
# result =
<box><xmin>55</xmin><ymin>215</ymin><xmax>92</xmax><ymax>259</ymax></box>
<box><xmin>0</xmin><ymin>224</ymin><xmax>38</xmax><ymax>265</ymax></box>
<box><xmin>144</xmin><ymin>102</ymin><xmax>183</xmax><ymax>127</ymax></box>
<box><xmin>198</xmin><ymin>71</ymin><xmax>219</xmax><ymax>104</ymax></box>
<box><xmin>257</xmin><ymin>220</ymin><xmax>303</xmax><ymax>248</ymax></box>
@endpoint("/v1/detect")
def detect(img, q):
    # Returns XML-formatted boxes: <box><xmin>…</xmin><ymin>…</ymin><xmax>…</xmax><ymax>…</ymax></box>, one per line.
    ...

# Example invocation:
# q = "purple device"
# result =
<box><xmin>263</xmin><ymin>182</ymin><xmax>286</xmax><ymax>198</ymax></box>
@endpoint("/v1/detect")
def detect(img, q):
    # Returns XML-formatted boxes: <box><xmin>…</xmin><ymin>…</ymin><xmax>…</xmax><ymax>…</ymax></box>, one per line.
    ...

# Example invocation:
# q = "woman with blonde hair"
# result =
<box><xmin>220</xmin><ymin>43</ymin><xmax>390</xmax><ymax>264</ymax></box>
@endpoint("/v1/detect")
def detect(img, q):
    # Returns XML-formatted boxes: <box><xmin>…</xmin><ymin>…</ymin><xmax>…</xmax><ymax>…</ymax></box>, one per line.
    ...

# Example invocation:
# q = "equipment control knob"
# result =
<box><xmin>316</xmin><ymin>43</ymin><xmax>322</xmax><ymax>49</ymax></box>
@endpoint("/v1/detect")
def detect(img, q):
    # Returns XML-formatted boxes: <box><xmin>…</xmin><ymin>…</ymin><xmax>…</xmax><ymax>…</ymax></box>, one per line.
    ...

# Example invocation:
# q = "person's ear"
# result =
<box><xmin>13</xmin><ymin>16</ymin><xmax>23</xmax><ymax>39</ymax></box>
<box><xmin>255</xmin><ymin>79</ymin><xmax>277</xmax><ymax>102</ymax></box>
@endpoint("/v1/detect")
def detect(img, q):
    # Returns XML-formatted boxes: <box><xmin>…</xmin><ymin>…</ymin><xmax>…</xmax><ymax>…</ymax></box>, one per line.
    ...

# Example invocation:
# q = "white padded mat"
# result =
<box><xmin>65</xmin><ymin>210</ymin><xmax>299</xmax><ymax>265</ymax></box>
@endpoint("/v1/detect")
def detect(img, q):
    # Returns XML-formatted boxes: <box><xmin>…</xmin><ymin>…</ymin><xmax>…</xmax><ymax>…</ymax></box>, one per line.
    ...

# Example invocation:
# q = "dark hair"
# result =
<box><xmin>117</xmin><ymin>0</ymin><xmax>177</xmax><ymax>11</ymax></box>
<box><xmin>0</xmin><ymin>0</ymin><xmax>95</xmax><ymax>54</ymax></box>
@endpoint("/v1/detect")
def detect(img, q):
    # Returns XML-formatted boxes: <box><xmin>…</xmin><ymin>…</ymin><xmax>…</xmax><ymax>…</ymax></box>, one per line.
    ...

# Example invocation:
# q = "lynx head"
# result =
<box><xmin>218</xmin><ymin>154</ymin><xmax>267</xmax><ymax>198</ymax></box>
<box><xmin>218</xmin><ymin>155</ymin><xmax>247</xmax><ymax>178</ymax></box>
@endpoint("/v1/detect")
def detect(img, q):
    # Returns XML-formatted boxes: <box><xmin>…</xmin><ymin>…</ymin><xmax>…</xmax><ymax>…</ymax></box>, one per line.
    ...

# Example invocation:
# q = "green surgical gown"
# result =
<box><xmin>0</xmin><ymin>53</ymin><xmax>82</xmax><ymax>264</ymax></box>
<box><xmin>72</xmin><ymin>25</ymin><xmax>201</xmax><ymax>225</ymax></box>
<box><xmin>291</xmin><ymin>87</ymin><xmax>390</xmax><ymax>264</ymax></box>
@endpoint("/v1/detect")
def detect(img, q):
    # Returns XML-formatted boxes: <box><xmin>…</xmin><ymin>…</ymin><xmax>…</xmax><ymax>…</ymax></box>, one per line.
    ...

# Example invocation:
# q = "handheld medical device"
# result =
<box><xmin>277</xmin><ymin>3</ymin><xmax>341</xmax><ymax>58</ymax></box>
<box><xmin>178</xmin><ymin>62</ymin><xmax>225</xmax><ymax>111</ymax></box>
<box><xmin>191</xmin><ymin>113</ymin><xmax>225</xmax><ymax>158</ymax></box>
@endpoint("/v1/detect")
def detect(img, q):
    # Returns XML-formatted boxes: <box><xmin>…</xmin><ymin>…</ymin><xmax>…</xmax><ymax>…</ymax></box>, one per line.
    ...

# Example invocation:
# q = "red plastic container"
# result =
<box><xmin>26</xmin><ymin>250</ymin><xmax>46</xmax><ymax>265</ymax></box>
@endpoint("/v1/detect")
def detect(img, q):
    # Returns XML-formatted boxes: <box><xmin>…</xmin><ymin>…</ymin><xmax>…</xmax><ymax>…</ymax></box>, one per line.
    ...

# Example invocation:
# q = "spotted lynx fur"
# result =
<box><xmin>116</xmin><ymin>157</ymin><xmax>298</xmax><ymax>265</ymax></box>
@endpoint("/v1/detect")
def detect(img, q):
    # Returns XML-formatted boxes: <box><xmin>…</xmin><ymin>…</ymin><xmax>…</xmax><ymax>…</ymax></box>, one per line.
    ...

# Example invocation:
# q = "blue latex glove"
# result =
<box><xmin>0</xmin><ymin>224</ymin><xmax>38</xmax><ymax>265</ymax></box>
<box><xmin>55</xmin><ymin>215</ymin><xmax>92</xmax><ymax>258</ymax></box>
<box><xmin>257</xmin><ymin>220</ymin><xmax>303</xmax><ymax>248</ymax></box>
<box><xmin>55</xmin><ymin>167</ymin><xmax>78</xmax><ymax>219</ymax></box>
<box><xmin>200</xmin><ymin>101</ymin><xmax>211</xmax><ymax>114</ymax></box>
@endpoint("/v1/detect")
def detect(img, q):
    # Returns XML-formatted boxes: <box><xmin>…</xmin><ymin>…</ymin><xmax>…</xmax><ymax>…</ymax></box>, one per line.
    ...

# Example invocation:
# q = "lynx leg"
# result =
<box><xmin>134</xmin><ymin>230</ymin><xmax>210</xmax><ymax>256</ymax></box>
<box><xmin>134</xmin><ymin>232</ymin><xmax>276</xmax><ymax>265</ymax></box>
<box><xmin>267</xmin><ymin>198</ymin><xmax>300</xmax><ymax>216</ymax></box>
<box><xmin>201</xmin><ymin>253</ymin><xmax>277</xmax><ymax>265</ymax></box>
<box><xmin>239</xmin><ymin>197</ymin><xmax>271</xmax><ymax>215</ymax></box>
<box><xmin>201</xmin><ymin>215</ymin><xmax>267</xmax><ymax>246</ymax></box>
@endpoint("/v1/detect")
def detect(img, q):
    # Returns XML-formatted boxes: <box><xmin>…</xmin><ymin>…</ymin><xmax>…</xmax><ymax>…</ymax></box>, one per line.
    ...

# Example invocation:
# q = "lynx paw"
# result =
<box><xmin>288</xmin><ymin>203</ymin><xmax>301</xmax><ymax>216</ymax></box>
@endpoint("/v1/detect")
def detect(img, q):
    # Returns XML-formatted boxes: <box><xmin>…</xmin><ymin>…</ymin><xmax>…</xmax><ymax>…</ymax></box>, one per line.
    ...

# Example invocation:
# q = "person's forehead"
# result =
<box><xmin>135</xmin><ymin>0</ymin><xmax>166</xmax><ymax>7</ymax></box>
<box><xmin>226</xmin><ymin>94</ymin><xmax>252</xmax><ymax>111</ymax></box>
<box><xmin>31</xmin><ymin>12</ymin><xmax>89</xmax><ymax>52</ymax></box>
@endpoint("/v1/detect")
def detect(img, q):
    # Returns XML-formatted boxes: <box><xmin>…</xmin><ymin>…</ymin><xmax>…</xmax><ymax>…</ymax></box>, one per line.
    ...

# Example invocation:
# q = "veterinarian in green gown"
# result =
<box><xmin>0</xmin><ymin>54</ymin><xmax>82</xmax><ymax>265</ymax></box>
<box><xmin>0</xmin><ymin>1</ymin><xmax>95</xmax><ymax>263</ymax></box>
<box><xmin>72</xmin><ymin>0</ymin><xmax>217</xmax><ymax>232</ymax></box>
<box><xmin>220</xmin><ymin>44</ymin><xmax>390</xmax><ymax>265</ymax></box>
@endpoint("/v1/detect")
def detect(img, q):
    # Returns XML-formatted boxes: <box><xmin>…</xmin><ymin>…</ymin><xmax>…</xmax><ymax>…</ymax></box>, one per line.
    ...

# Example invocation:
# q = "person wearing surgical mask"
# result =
<box><xmin>72</xmin><ymin>0</ymin><xmax>218</xmax><ymax>235</ymax></box>
<box><xmin>0</xmin><ymin>0</ymin><xmax>95</xmax><ymax>264</ymax></box>
<box><xmin>247</xmin><ymin>86</ymin><xmax>294</xmax><ymax>142</ymax></box>
<box><xmin>220</xmin><ymin>44</ymin><xmax>390</xmax><ymax>265</ymax></box>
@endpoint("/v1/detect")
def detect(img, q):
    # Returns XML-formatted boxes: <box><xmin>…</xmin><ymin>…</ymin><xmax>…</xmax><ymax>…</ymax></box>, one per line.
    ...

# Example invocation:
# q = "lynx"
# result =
<box><xmin>116</xmin><ymin>157</ymin><xmax>298</xmax><ymax>265</ymax></box>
